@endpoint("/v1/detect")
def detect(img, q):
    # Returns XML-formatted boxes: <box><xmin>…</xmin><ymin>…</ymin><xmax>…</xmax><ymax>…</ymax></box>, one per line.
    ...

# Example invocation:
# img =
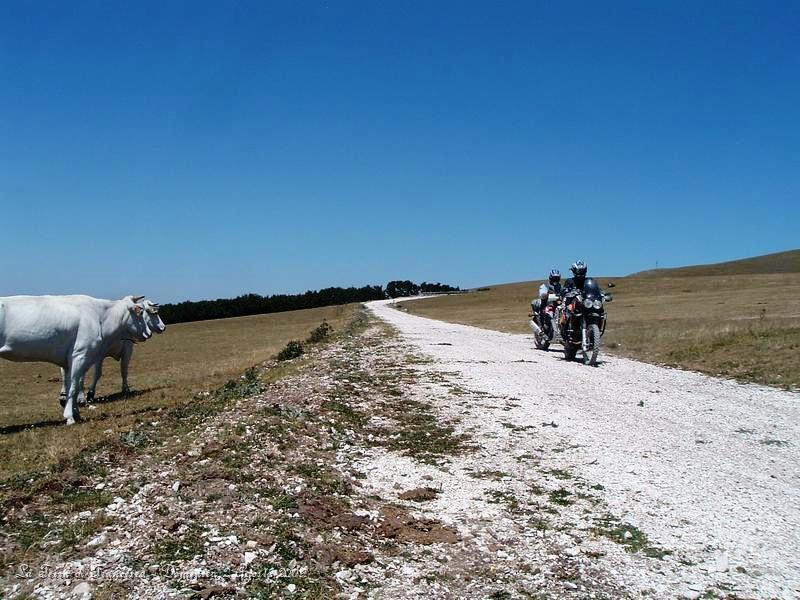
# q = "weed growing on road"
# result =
<box><xmin>548</xmin><ymin>488</ymin><xmax>574</xmax><ymax>506</ymax></box>
<box><xmin>592</xmin><ymin>516</ymin><xmax>672</xmax><ymax>560</ymax></box>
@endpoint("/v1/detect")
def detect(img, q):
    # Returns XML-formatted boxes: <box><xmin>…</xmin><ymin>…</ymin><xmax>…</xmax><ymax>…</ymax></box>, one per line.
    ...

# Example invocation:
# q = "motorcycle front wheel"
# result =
<box><xmin>582</xmin><ymin>324</ymin><xmax>601</xmax><ymax>366</ymax></box>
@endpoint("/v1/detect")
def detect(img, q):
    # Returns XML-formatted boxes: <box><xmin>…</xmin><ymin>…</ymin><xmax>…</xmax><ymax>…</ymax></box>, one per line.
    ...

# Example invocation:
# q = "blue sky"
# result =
<box><xmin>1</xmin><ymin>2</ymin><xmax>798</xmax><ymax>302</ymax></box>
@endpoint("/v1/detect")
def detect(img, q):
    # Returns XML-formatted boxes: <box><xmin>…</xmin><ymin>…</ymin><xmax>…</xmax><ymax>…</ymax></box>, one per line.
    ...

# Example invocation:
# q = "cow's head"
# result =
<box><xmin>125</xmin><ymin>295</ymin><xmax>153</xmax><ymax>342</ymax></box>
<box><xmin>143</xmin><ymin>300</ymin><xmax>166</xmax><ymax>334</ymax></box>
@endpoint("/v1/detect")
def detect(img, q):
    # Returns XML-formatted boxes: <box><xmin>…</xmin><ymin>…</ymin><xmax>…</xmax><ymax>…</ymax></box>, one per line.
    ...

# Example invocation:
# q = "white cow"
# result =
<box><xmin>58</xmin><ymin>300</ymin><xmax>166</xmax><ymax>403</ymax></box>
<box><xmin>0</xmin><ymin>295</ymin><xmax>152</xmax><ymax>424</ymax></box>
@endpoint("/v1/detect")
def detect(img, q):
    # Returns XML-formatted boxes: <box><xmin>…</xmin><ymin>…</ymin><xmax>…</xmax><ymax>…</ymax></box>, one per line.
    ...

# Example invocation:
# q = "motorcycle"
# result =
<box><xmin>529</xmin><ymin>287</ymin><xmax>561</xmax><ymax>350</ymax></box>
<box><xmin>559</xmin><ymin>278</ymin><xmax>611</xmax><ymax>365</ymax></box>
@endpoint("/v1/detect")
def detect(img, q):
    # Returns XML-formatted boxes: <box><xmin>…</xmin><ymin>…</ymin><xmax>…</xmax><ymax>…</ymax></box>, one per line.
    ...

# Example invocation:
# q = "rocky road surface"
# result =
<box><xmin>368</xmin><ymin>299</ymin><xmax>800</xmax><ymax>599</ymax></box>
<box><xmin>4</xmin><ymin>304</ymin><xmax>798</xmax><ymax>600</ymax></box>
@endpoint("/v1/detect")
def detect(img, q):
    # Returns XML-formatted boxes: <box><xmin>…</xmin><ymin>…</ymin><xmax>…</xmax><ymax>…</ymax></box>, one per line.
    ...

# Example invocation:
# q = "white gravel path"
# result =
<box><xmin>368</xmin><ymin>299</ymin><xmax>800</xmax><ymax>599</ymax></box>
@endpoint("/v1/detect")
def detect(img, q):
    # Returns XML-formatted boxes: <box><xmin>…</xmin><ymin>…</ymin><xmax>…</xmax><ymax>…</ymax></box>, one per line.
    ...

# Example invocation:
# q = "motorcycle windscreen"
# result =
<box><xmin>583</xmin><ymin>278</ymin><xmax>602</xmax><ymax>298</ymax></box>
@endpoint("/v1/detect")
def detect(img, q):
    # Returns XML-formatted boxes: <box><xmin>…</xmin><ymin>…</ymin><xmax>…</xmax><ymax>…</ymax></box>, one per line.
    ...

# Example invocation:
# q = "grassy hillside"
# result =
<box><xmin>0</xmin><ymin>304</ymin><xmax>358</xmax><ymax>481</ymax></box>
<box><xmin>634</xmin><ymin>249</ymin><xmax>800</xmax><ymax>278</ymax></box>
<box><xmin>401</xmin><ymin>256</ymin><xmax>800</xmax><ymax>389</ymax></box>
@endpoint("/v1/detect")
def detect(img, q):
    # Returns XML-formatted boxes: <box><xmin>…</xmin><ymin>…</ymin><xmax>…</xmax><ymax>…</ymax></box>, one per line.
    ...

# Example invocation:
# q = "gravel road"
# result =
<box><xmin>368</xmin><ymin>299</ymin><xmax>800</xmax><ymax>599</ymax></box>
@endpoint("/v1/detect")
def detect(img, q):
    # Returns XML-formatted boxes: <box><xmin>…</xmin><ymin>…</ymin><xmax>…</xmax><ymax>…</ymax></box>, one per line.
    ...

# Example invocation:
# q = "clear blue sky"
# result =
<box><xmin>2</xmin><ymin>2</ymin><xmax>798</xmax><ymax>302</ymax></box>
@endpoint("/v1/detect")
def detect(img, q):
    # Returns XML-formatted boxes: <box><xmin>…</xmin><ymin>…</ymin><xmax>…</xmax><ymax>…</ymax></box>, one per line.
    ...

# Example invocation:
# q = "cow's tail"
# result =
<box><xmin>0</xmin><ymin>300</ymin><xmax>6</xmax><ymax>346</ymax></box>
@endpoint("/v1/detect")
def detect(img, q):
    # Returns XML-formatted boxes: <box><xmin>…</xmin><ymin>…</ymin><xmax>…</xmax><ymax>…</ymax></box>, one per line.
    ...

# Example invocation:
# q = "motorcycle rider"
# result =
<box><xmin>547</xmin><ymin>269</ymin><xmax>562</xmax><ymax>297</ymax></box>
<box><xmin>560</xmin><ymin>260</ymin><xmax>588</xmax><ymax>299</ymax></box>
<box><xmin>532</xmin><ymin>269</ymin><xmax>562</xmax><ymax>319</ymax></box>
<box><xmin>560</xmin><ymin>260</ymin><xmax>588</xmax><ymax>331</ymax></box>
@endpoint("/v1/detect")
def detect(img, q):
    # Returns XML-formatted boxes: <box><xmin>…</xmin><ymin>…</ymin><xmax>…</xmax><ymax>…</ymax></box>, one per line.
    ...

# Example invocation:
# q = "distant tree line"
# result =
<box><xmin>385</xmin><ymin>280</ymin><xmax>461</xmax><ymax>298</ymax></box>
<box><xmin>160</xmin><ymin>286</ymin><xmax>384</xmax><ymax>324</ymax></box>
<box><xmin>158</xmin><ymin>280</ymin><xmax>459</xmax><ymax>324</ymax></box>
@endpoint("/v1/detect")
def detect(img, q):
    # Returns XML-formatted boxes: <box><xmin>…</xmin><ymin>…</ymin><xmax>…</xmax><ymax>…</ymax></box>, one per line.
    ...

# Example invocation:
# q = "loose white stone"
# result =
<box><xmin>714</xmin><ymin>552</ymin><xmax>729</xmax><ymax>572</ymax></box>
<box><xmin>72</xmin><ymin>581</ymin><xmax>92</xmax><ymax>598</ymax></box>
<box><xmin>86</xmin><ymin>534</ymin><xmax>106</xmax><ymax>548</ymax></box>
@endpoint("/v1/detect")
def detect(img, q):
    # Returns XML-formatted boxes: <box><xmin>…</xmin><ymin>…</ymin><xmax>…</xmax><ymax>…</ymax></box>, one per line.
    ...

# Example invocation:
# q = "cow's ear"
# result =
<box><xmin>132</xmin><ymin>305</ymin><xmax>144</xmax><ymax>316</ymax></box>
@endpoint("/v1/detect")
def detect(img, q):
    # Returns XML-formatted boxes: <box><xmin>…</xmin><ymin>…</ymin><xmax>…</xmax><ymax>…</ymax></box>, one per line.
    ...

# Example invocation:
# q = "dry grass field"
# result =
<box><xmin>401</xmin><ymin>251</ymin><xmax>800</xmax><ymax>389</ymax></box>
<box><xmin>0</xmin><ymin>304</ymin><xmax>358</xmax><ymax>481</ymax></box>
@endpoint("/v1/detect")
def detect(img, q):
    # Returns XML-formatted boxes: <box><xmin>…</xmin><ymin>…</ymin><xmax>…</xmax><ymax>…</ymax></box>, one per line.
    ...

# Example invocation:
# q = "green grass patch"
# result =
<box><xmin>592</xmin><ymin>516</ymin><xmax>672</xmax><ymax>559</ymax></box>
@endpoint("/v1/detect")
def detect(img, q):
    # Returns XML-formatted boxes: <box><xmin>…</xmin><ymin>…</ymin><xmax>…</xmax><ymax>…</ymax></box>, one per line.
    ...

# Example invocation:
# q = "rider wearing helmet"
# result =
<box><xmin>561</xmin><ymin>260</ymin><xmax>588</xmax><ymax>299</ymax></box>
<box><xmin>532</xmin><ymin>269</ymin><xmax>562</xmax><ymax>323</ymax></box>
<box><xmin>548</xmin><ymin>269</ymin><xmax>562</xmax><ymax>297</ymax></box>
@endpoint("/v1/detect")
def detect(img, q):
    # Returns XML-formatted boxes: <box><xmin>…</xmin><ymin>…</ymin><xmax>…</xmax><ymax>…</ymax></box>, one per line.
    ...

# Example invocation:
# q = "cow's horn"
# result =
<box><xmin>132</xmin><ymin>295</ymin><xmax>145</xmax><ymax>302</ymax></box>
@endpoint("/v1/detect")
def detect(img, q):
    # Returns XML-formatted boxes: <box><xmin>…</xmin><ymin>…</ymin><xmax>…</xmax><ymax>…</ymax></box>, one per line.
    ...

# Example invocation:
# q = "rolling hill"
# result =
<box><xmin>632</xmin><ymin>249</ymin><xmax>800</xmax><ymax>278</ymax></box>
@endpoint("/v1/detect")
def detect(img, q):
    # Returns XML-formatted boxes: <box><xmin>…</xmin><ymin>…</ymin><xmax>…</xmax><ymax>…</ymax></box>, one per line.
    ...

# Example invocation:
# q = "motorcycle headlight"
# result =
<box><xmin>583</xmin><ymin>298</ymin><xmax>593</xmax><ymax>309</ymax></box>
<box><xmin>593</xmin><ymin>299</ymin><xmax>603</xmax><ymax>309</ymax></box>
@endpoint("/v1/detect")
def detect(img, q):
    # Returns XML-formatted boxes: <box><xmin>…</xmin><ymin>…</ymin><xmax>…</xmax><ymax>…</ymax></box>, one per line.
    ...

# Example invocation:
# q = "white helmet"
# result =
<box><xmin>570</xmin><ymin>260</ymin><xmax>587</xmax><ymax>277</ymax></box>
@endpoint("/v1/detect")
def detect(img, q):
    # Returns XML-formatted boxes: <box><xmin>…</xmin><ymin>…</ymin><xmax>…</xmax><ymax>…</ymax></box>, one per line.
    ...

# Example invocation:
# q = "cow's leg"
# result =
<box><xmin>64</xmin><ymin>356</ymin><xmax>88</xmax><ymax>425</ymax></box>
<box><xmin>120</xmin><ymin>345</ymin><xmax>132</xmax><ymax>394</ymax></box>
<box><xmin>59</xmin><ymin>367</ymin><xmax>68</xmax><ymax>407</ymax></box>
<box><xmin>87</xmin><ymin>360</ymin><xmax>103</xmax><ymax>402</ymax></box>
<box><xmin>77</xmin><ymin>372</ymin><xmax>88</xmax><ymax>406</ymax></box>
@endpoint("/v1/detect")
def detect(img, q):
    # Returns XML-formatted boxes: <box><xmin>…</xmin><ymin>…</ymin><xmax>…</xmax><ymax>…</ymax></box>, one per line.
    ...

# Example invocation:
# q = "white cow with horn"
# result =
<box><xmin>0</xmin><ymin>295</ymin><xmax>152</xmax><ymax>424</ymax></box>
<box><xmin>58</xmin><ymin>299</ymin><xmax>166</xmax><ymax>404</ymax></box>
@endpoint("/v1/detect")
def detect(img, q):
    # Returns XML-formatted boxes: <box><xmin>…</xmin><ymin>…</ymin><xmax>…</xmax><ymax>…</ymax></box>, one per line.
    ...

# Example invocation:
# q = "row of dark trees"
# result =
<box><xmin>159</xmin><ymin>280</ymin><xmax>460</xmax><ymax>324</ymax></box>
<box><xmin>385</xmin><ymin>280</ymin><xmax>461</xmax><ymax>297</ymax></box>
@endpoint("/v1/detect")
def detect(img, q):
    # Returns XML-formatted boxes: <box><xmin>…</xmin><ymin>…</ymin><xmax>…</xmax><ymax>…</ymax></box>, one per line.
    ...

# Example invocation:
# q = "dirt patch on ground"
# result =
<box><xmin>377</xmin><ymin>505</ymin><xmax>458</xmax><ymax>545</ymax></box>
<box><xmin>398</xmin><ymin>487</ymin><xmax>439</xmax><ymax>502</ymax></box>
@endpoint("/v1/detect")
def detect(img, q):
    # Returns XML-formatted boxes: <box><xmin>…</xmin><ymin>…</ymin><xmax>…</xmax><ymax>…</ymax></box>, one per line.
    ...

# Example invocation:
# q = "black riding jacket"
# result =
<box><xmin>560</xmin><ymin>277</ymin><xmax>586</xmax><ymax>299</ymax></box>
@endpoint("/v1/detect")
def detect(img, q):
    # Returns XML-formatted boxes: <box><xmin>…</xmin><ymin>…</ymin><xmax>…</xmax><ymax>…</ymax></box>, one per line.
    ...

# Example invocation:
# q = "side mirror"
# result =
<box><xmin>607</xmin><ymin>282</ymin><xmax>616</xmax><ymax>288</ymax></box>
<box><xmin>605</xmin><ymin>294</ymin><xmax>613</xmax><ymax>302</ymax></box>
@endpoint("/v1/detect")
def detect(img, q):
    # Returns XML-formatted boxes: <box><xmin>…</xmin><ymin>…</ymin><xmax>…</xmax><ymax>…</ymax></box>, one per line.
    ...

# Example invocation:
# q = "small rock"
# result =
<box><xmin>78</xmin><ymin>511</ymin><xmax>92</xmax><ymax>520</ymax></box>
<box><xmin>564</xmin><ymin>582</ymin><xmax>578</xmax><ymax>590</ymax></box>
<box><xmin>163</xmin><ymin>519</ymin><xmax>179</xmax><ymax>532</ymax></box>
<box><xmin>94</xmin><ymin>483</ymin><xmax>106</xmax><ymax>490</ymax></box>
<box><xmin>687</xmin><ymin>583</ymin><xmax>704</xmax><ymax>591</ymax></box>
<box><xmin>196</xmin><ymin>586</ymin><xmax>227</xmax><ymax>599</ymax></box>
<box><xmin>286</xmin><ymin>583</ymin><xmax>297</xmax><ymax>593</ymax></box>
<box><xmin>72</xmin><ymin>581</ymin><xmax>92</xmax><ymax>597</ymax></box>
<box><xmin>714</xmin><ymin>552</ymin><xmax>729</xmax><ymax>572</ymax></box>
<box><xmin>335</xmin><ymin>569</ymin><xmax>353</xmax><ymax>582</ymax></box>
<box><xmin>172</xmin><ymin>481</ymin><xmax>181</xmax><ymax>493</ymax></box>
<box><xmin>244</xmin><ymin>552</ymin><xmax>257</xmax><ymax>566</ymax></box>
<box><xmin>86</xmin><ymin>534</ymin><xmax>106</xmax><ymax>547</ymax></box>
<box><xmin>246</xmin><ymin>540</ymin><xmax>258</xmax><ymax>549</ymax></box>
<box><xmin>683</xmin><ymin>591</ymin><xmax>701</xmax><ymax>600</ymax></box>
<box><xmin>623</xmin><ymin>531</ymin><xmax>633</xmax><ymax>540</ymax></box>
